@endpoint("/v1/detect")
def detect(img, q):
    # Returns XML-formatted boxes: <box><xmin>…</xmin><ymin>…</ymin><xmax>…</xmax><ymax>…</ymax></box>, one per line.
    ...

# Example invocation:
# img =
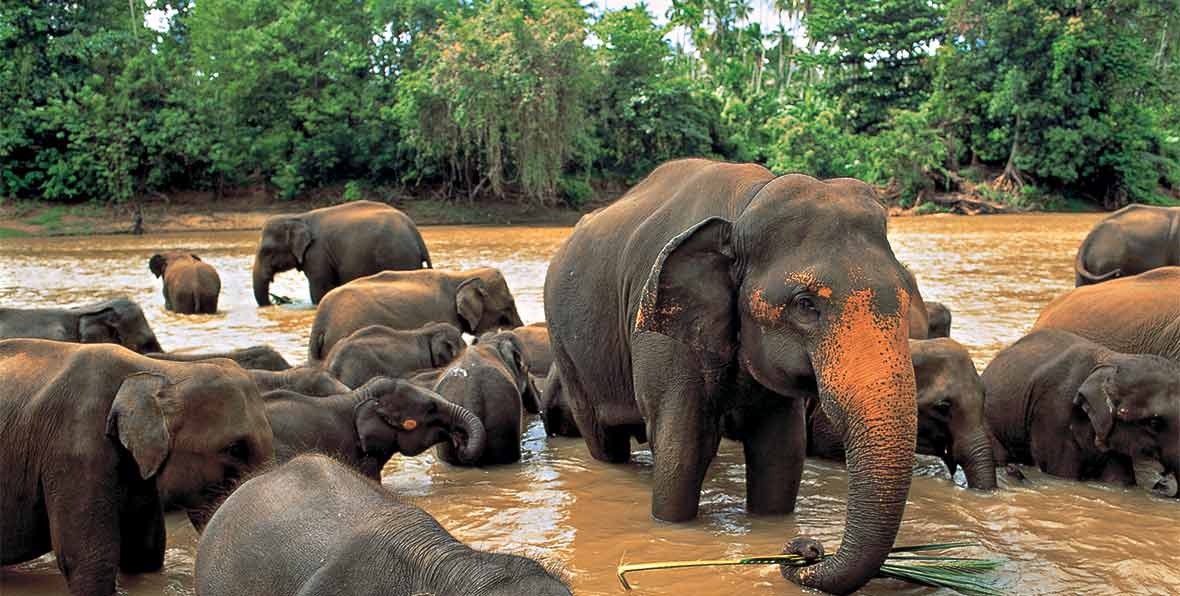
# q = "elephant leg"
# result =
<box><xmin>44</xmin><ymin>474</ymin><xmax>120</xmax><ymax>596</ymax></box>
<box><xmin>118</xmin><ymin>477</ymin><xmax>166</xmax><ymax>574</ymax></box>
<box><xmin>741</xmin><ymin>393</ymin><xmax>806</xmax><ymax>515</ymax></box>
<box><xmin>634</xmin><ymin>335</ymin><xmax>722</xmax><ymax>522</ymax></box>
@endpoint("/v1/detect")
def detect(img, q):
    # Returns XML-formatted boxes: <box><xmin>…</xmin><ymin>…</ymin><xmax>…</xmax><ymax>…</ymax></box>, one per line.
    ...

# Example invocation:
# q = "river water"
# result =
<box><xmin>1</xmin><ymin>214</ymin><xmax>1177</xmax><ymax>595</ymax></box>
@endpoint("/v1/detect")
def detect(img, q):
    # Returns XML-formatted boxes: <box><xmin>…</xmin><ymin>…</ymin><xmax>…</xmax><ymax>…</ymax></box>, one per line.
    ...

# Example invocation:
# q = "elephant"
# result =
<box><xmin>0</xmin><ymin>339</ymin><xmax>273</xmax><ymax>596</ymax></box>
<box><xmin>544</xmin><ymin>159</ymin><xmax>922</xmax><ymax>594</ymax></box>
<box><xmin>146</xmin><ymin>345</ymin><xmax>293</xmax><ymax>371</ymax></box>
<box><xmin>1033</xmin><ymin>267</ymin><xmax>1180</xmax><ymax>362</ymax></box>
<box><xmin>250</xmin><ymin>366</ymin><xmax>349</xmax><ymax>396</ymax></box>
<box><xmin>262</xmin><ymin>377</ymin><xmax>485</xmax><ymax>478</ymax></box>
<box><xmin>540</xmin><ymin>364</ymin><xmax>581</xmax><ymax>438</ymax></box>
<box><xmin>194</xmin><ymin>454</ymin><xmax>571</xmax><ymax>596</ymax></box>
<box><xmin>982</xmin><ymin>329</ymin><xmax>1179</xmax><ymax>488</ymax></box>
<box><xmin>148</xmin><ymin>251</ymin><xmax>221</xmax><ymax>314</ymax></box>
<box><xmin>1074</xmin><ymin>204</ymin><xmax>1180</xmax><ymax>285</ymax></box>
<box><xmin>925</xmin><ymin>301</ymin><xmax>952</xmax><ymax>338</ymax></box>
<box><xmin>0</xmin><ymin>297</ymin><xmax>163</xmax><ymax>354</ymax></box>
<box><xmin>324</xmin><ymin>322</ymin><xmax>466</xmax><ymax>388</ymax></box>
<box><xmin>252</xmin><ymin>200</ymin><xmax>432</xmax><ymax>306</ymax></box>
<box><xmin>307</xmin><ymin>267</ymin><xmax>524</xmax><ymax>361</ymax></box>
<box><xmin>479</xmin><ymin>321</ymin><xmax>553</xmax><ymax>376</ymax></box>
<box><xmin>433</xmin><ymin>331</ymin><xmax>539</xmax><ymax>466</ymax></box>
<box><xmin>805</xmin><ymin>338</ymin><xmax>996</xmax><ymax>489</ymax></box>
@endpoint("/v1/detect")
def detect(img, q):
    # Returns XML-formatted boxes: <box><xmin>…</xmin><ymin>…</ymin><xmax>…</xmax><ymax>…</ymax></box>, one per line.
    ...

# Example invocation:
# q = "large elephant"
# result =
<box><xmin>263</xmin><ymin>377</ymin><xmax>485</xmax><ymax>478</ymax></box>
<box><xmin>146</xmin><ymin>345</ymin><xmax>293</xmax><ymax>371</ymax></box>
<box><xmin>543</xmin><ymin>159</ymin><xmax>921</xmax><ymax>594</ymax></box>
<box><xmin>1074</xmin><ymin>205</ymin><xmax>1180</xmax><ymax>285</ymax></box>
<box><xmin>433</xmin><ymin>331</ymin><xmax>539</xmax><ymax>466</ymax></box>
<box><xmin>0</xmin><ymin>339</ymin><xmax>273</xmax><ymax>596</ymax></box>
<box><xmin>250</xmin><ymin>366</ymin><xmax>349</xmax><ymax>396</ymax></box>
<box><xmin>307</xmin><ymin>268</ymin><xmax>523</xmax><ymax>361</ymax></box>
<box><xmin>324</xmin><ymin>322</ymin><xmax>466</xmax><ymax>388</ymax></box>
<box><xmin>1033</xmin><ymin>267</ymin><xmax>1180</xmax><ymax>361</ymax></box>
<box><xmin>982</xmin><ymin>329</ymin><xmax>1179</xmax><ymax>488</ymax></box>
<box><xmin>148</xmin><ymin>251</ymin><xmax>221</xmax><ymax>314</ymax></box>
<box><xmin>195</xmin><ymin>454</ymin><xmax>571</xmax><ymax>596</ymax></box>
<box><xmin>0</xmin><ymin>297</ymin><xmax>163</xmax><ymax>354</ymax></box>
<box><xmin>252</xmin><ymin>200</ymin><xmax>432</xmax><ymax>306</ymax></box>
<box><xmin>806</xmin><ymin>338</ymin><xmax>996</xmax><ymax>489</ymax></box>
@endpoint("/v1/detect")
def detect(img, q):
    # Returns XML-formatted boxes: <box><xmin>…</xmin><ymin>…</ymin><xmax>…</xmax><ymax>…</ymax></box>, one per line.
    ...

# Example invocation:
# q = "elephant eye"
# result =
<box><xmin>224</xmin><ymin>440</ymin><xmax>250</xmax><ymax>462</ymax></box>
<box><xmin>793</xmin><ymin>293</ymin><xmax>820</xmax><ymax>318</ymax></box>
<box><xmin>934</xmin><ymin>400</ymin><xmax>952</xmax><ymax>413</ymax></box>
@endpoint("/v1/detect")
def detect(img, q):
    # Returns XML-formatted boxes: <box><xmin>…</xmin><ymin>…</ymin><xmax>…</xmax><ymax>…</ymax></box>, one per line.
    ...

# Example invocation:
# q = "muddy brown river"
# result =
<box><xmin>1</xmin><ymin>214</ymin><xmax>1177</xmax><ymax>595</ymax></box>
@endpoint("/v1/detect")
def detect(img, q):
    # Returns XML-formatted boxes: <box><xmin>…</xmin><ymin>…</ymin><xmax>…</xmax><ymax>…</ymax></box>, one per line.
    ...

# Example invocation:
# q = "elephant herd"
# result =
<box><xmin>1</xmin><ymin>163</ymin><xmax>1177</xmax><ymax>596</ymax></box>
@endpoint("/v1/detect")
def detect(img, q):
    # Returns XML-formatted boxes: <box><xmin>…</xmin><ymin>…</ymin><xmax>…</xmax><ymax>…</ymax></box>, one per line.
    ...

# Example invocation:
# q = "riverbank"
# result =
<box><xmin>0</xmin><ymin>186</ymin><xmax>1094</xmax><ymax>238</ymax></box>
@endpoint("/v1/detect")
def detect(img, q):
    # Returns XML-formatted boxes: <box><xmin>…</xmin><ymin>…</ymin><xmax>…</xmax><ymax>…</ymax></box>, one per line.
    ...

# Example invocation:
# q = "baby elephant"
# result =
<box><xmin>250</xmin><ymin>366</ymin><xmax>349</xmax><ymax>397</ymax></box>
<box><xmin>149</xmin><ymin>252</ymin><xmax>221</xmax><ymax>314</ymax></box>
<box><xmin>324</xmin><ymin>322</ymin><xmax>466</xmax><ymax>388</ymax></box>
<box><xmin>983</xmin><ymin>329</ymin><xmax>1180</xmax><ymax>487</ymax></box>
<box><xmin>433</xmin><ymin>331</ymin><xmax>539</xmax><ymax>466</ymax></box>
<box><xmin>807</xmin><ymin>338</ymin><xmax>997</xmax><ymax>489</ymax></box>
<box><xmin>146</xmin><ymin>345</ymin><xmax>292</xmax><ymax>370</ymax></box>
<box><xmin>264</xmin><ymin>377</ymin><xmax>485</xmax><ymax>478</ymax></box>
<box><xmin>195</xmin><ymin>454</ymin><xmax>571</xmax><ymax>596</ymax></box>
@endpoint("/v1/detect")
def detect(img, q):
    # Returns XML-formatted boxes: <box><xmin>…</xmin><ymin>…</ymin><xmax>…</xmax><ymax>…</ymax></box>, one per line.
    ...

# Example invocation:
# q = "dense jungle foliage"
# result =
<box><xmin>2</xmin><ymin>0</ymin><xmax>1178</xmax><ymax>209</ymax></box>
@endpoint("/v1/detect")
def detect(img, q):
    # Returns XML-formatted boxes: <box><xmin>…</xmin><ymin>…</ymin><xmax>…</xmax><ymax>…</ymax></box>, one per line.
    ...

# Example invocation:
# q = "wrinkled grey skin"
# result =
<box><xmin>0</xmin><ymin>339</ymin><xmax>273</xmax><ymax>596</ymax></box>
<box><xmin>146</xmin><ymin>345</ymin><xmax>292</xmax><ymax>371</ymax></box>
<box><xmin>250</xmin><ymin>366</ymin><xmax>349</xmax><ymax>397</ymax></box>
<box><xmin>479</xmin><ymin>322</ymin><xmax>553</xmax><ymax>377</ymax></box>
<box><xmin>540</xmin><ymin>364</ymin><xmax>581</xmax><ymax>438</ymax></box>
<box><xmin>1074</xmin><ymin>205</ymin><xmax>1180</xmax><ymax>285</ymax></box>
<box><xmin>252</xmin><ymin>200</ymin><xmax>432</xmax><ymax>306</ymax></box>
<box><xmin>806</xmin><ymin>338</ymin><xmax>997</xmax><ymax>489</ymax></box>
<box><xmin>307</xmin><ymin>268</ymin><xmax>524</xmax><ymax>361</ymax></box>
<box><xmin>0</xmin><ymin>298</ymin><xmax>163</xmax><ymax>354</ymax></box>
<box><xmin>983</xmin><ymin>329</ymin><xmax>1180</xmax><ymax>490</ymax></box>
<box><xmin>433</xmin><ymin>332</ymin><xmax>539</xmax><ymax>466</ymax></box>
<box><xmin>325</xmin><ymin>323</ymin><xmax>466</xmax><ymax>388</ymax></box>
<box><xmin>195</xmin><ymin>455</ymin><xmax>571</xmax><ymax>596</ymax></box>
<box><xmin>262</xmin><ymin>378</ymin><xmax>486</xmax><ymax>479</ymax></box>
<box><xmin>925</xmin><ymin>301</ymin><xmax>952</xmax><ymax>338</ymax></box>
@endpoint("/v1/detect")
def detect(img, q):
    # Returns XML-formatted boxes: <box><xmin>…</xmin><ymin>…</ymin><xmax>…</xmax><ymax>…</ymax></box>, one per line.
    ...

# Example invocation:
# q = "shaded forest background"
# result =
<box><xmin>2</xmin><ymin>0</ymin><xmax>1178</xmax><ymax>213</ymax></box>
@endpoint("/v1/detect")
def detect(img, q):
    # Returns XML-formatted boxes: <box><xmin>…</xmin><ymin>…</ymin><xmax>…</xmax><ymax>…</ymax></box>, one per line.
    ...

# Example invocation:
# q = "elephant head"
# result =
<box><xmin>76</xmin><ymin>298</ymin><xmax>163</xmax><ymax>354</ymax></box>
<box><xmin>1073</xmin><ymin>354</ymin><xmax>1180</xmax><ymax>481</ymax></box>
<box><xmin>635</xmin><ymin>176</ymin><xmax>918</xmax><ymax>595</ymax></box>
<box><xmin>253</xmin><ymin>216</ymin><xmax>312</xmax><ymax>306</ymax></box>
<box><xmin>149</xmin><ymin>252</ymin><xmax>200</xmax><ymax>278</ymax></box>
<box><xmin>352</xmin><ymin>377</ymin><xmax>486</xmax><ymax>463</ymax></box>
<box><xmin>911</xmin><ymin>339</ymin><xmax>996</xmax><ymax>489</ymax></box>
<box><xmin>423</xmin><ymin>322</ymin><xmax>466</xmax><ymax>368</ymax></box>
<box><xmin>455</xmin><ymin>270</ymin><xmax>524</xmax><ymax>334</ymax></box>
<box><xmin>477</xmin><ymin>330</ymin><xmax>540</xmax><ymax>411</ymax></box>
<box><xmin>145</xmin><ymin>363</ymin><xmax>275</xmax><ymax>528</ymax></box>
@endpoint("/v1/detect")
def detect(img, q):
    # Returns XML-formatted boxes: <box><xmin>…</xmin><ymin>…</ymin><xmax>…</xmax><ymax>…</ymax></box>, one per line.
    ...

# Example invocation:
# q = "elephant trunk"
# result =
<box><xmin>443</xmin><ymin>399</ymin><xmax>486</xmax><ymax>464</ymax></box>
<box><xmin>785</xmin><ymin>289</ymin><xmax>917</xmax><ymax>595</ymax></box>
<box><xmin>253</xmin><ymin>259</ymin><xmax>273</xmax><ymax>306</ymax></box>
<box><xmin>954</xmin><ymin>428</ymin><xmax>998</xmax><ymax>490</ymax></box>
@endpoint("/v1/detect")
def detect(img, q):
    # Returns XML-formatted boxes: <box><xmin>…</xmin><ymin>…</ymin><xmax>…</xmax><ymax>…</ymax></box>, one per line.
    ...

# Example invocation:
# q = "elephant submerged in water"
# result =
<box><xmin>0</xmin><ymin>297</ymin><xmax>163</xmax><ymax>354</ymax></box>
<box><xmin>1074</xmin><ymin>205</ymin><xmax>1180</xmax><ymax>285</ymax></box>
<box><xmin>983</xmin><ymin>329</ymin><xmax>1179</xmax><ymax>489</ymax></box>
<box><xmin>1033</xmin><ymin>267</ymin><xmax>1180</xmax><ymax>362</ymax></box>
<box><xmin>194</xmin><ymin>454</ymin><xmax>571</xmax><ymax>596</ymax></box>
<box><xmin>307</xmin><ymin>267</ymin><xmax>524</xmax><ymax>361</ymax></box>
<box><xmin>0</xmin><ymin>339</ymin><xmax>273</xmax><ymax>596</ymax></box>
<box><xmin>806</xmin><ymin>338</ymin><xmax>997</xmax><ymax>489</ymax></box>
<box><xmin>149</xmin><ymin>251</ymin><xmax>221</xmax><ymax>314</ymax></box>
<box><xmin>544</xmin><ymin>159</ymin><xmax>923</xmax><ymax>594</ymax></box>
<box><xmin>252</xmin><ymin>200</ymin><xmax>432</xmax><ymax>306</ymax></box>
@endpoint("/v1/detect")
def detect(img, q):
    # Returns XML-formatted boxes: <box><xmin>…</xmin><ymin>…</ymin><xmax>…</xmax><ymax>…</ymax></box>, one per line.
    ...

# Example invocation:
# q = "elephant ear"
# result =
<box><xmin>634</xmin><ymin>217</ymin><xmax>737</xmax><ymax>363</ymax></box>
<box><xmin>79</xmin><ymin>307</ymin><xmax>119</xmax><ymax>343</ymax></box>
<box><xmin>286</xmin><ymin>220</ymin><xmax>313</xmax><ymax>266</ymax></box>
<box><xmin>455</xmin><ymin>278</ymin><xmax>488</xmax><ymax>333</ymax></box>
<box><xmin>494</xmin><ymin>335</ymin><xmax>530</xmax><ymax>393</ymax></box>
<box><xmin>149</xmin><ymin>254</ymin><xmax>167</xmax><ymax>278</ymax></box>
<box><xmin>1074</xmin><ymin>365</ymin><xmax>1117</xmax><ymax>449</ymax></box>
<box><xmin>354</xmin><ymin>399</ymin><xmax>397</xmax><ymax>456</ymax></box>
<box><xmin>105</xmin><ymin>372</ymin><xmax>172</xmax><ymax>480</ymax></box>
<box><xmin>429</xmin><ymin>331</ymin><xmax>461</xmax><ymax>367</ymax></box>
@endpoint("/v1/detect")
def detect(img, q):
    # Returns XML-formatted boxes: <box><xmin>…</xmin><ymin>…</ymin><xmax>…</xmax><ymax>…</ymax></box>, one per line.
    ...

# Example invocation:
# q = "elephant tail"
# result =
<box><xmin>1074</xmin><ymin>244</ymin><xmax>1121</xmax><ymax>286</ymax></box>
<box><xmin>415</xmin><ymin>231</ymin><xmax>433</xmax><ymax>269</ymax></box>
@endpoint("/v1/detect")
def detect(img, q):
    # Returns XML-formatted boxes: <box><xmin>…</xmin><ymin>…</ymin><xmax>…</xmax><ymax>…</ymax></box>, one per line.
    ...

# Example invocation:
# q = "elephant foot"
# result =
<box><xmin>779</xmin><ymin>536</ymin><xmax>826</xmax><ymax>579</ymax></box>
